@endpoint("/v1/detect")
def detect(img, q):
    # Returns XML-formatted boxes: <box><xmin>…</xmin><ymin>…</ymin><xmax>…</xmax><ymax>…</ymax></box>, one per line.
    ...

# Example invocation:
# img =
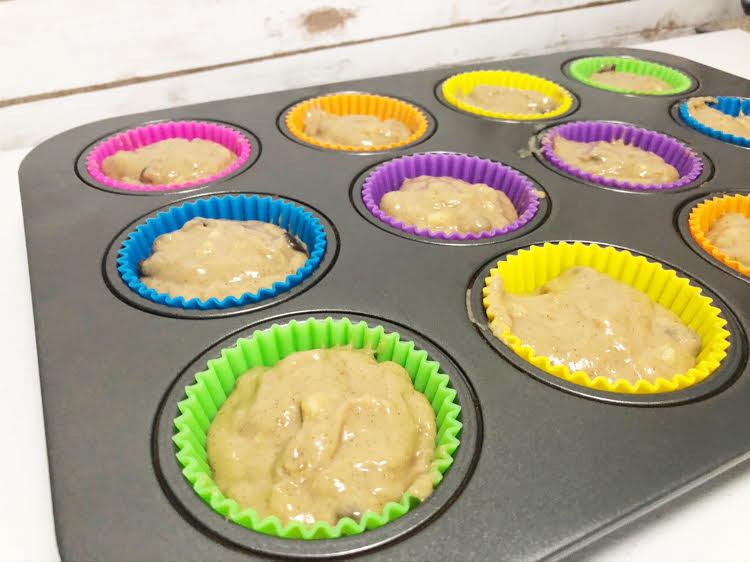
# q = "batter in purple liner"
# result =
<box><xmin>551</xmin><ymin>136</ymin><xmax>679</xmax><ymax>185</ymax></box>
<box><xmin>379</xmin><ymin>175</ymin><xmax>518</xmax><ymax>234</ymax></box>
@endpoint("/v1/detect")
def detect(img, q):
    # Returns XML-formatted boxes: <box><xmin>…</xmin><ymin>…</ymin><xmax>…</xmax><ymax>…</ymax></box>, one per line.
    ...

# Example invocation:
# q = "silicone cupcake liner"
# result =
<box><xmin>441</xmin><ymin>70</ymin><xmax>573</xmax><ymax>120</ymax></box>
<box><xmin>569</xmin><ymin>57</ymin><xmax>692</xmax><ymax>95</ymax></box>
<box><xmin>680</xmin><ymin>97</ymin><xmax>750</xmax><ymax>148</ymax></box>
<box><xmin>540</xmin><ymin>121</ymin><xmax>702</xmax><ymax>190</ymax></box>
<box><xmin>361</xmin><ymin>152</ymin><xmax>540</xmax><ymax>240</ymax></box>
<box><xmin>285</xmin><ymin>93</ymin><xmax>428</xmax><ymax>151</ymax></box>
<box><xmin>482</xmin><ymin>242</ymin><xmax>730</xmax><ymax>394</ymax></box>
<box><xmin>689</xmin><ymin>193</ymin><xmax>750</xmax><ymax>277</ymax></box>
<box><xmin>86</xmin><ymin>121</ymin><xmax>252</xmax><ymax>192</ymax></box>
<box><xmin>117</xmin><ymin>195</ymin><xmax>326</xmax><ymax>309</ymax></box>
<box><xmin>172</xmin><ymin>317</ymin><xmax>462</xmax><ymax>539</ymax></box>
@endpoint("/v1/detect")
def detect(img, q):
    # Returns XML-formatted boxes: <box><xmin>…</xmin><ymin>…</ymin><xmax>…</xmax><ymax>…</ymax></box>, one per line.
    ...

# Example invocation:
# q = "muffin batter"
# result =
<box><xmin>705</xmin><ymin>212</ymin><xmax>750</xmax><ymax>268</ymax></box>
<box><xmin>303</xmin><ymin>107</ymin><xmax>412</xmax><ymax>148</ymax></box>
<box><xmin>551</xmin><ymin>136</ymin><xmax>680</xmax><ymax>185</ymax></box>
<box><xmin>589</xmin><ymin>67</ymin><xmax>672</xmax><ymax>92</ymax></box>
<box><xmin>379</xmin><ymin>175</ymin><xmax>519</xmax><ymax>234</ymax></box>
<box><xmin>685</xmin><ymin>97</ymin><xmax>750</xmax><ymax>139</ymax></box>
<box><xmin>207</xmin><ymin>347</ymin><xmax>436</xmax><ymax>526</ymax></box>
<box><xmin>139</xmin><ymin>218</ymin><xmax>308</xmax><ymax>301</ymax></box>
<box><xmin>485</xmin><ymin>266</ymin><xmax>702</xmax><ymax>384</ymax></box>
<box><xmin>101</xmin><ymin>138</ymin><xmax>237</xmax><ymax>185</ymax></box>
<box><xmin>458</xmin><ymin>84</ymin><xmax>558</xmax><ymax>114</ymax></box>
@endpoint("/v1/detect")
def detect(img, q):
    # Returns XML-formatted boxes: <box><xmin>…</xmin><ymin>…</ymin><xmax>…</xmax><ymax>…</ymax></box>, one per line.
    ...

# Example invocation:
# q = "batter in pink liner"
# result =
<box><xmin>101</xmin><ymin>138</ymin><xmax>237</xmax><ymax>186</ymax></box>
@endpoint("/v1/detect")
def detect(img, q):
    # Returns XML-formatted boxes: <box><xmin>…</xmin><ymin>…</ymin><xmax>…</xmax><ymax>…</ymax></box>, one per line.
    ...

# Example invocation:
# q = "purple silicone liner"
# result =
<box><xmin>540</xmin><ymin>121</ymin><xmax>703</xmax><ymax>190</ymax></box>
<box><xmin>361</xmin><ymin>152</ymin><xmax>540</xmax><ymax>240</ymax></box>
<box><xmin>86</xmin><ymin>121</ymin><xmax>252</xmax><ymax>192</ymax></box>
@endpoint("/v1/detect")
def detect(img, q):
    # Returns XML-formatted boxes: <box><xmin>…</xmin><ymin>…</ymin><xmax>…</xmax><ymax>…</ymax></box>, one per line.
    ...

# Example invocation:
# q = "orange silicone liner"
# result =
<box><xmin>689</xmin><ymin>193</ymin><xmax>750</xmax><ymax>277</ymax></box>
<box><xmin>285</xmin><ymin>93</ymin><xmax>429</xmax><ymax>151</ymax></box>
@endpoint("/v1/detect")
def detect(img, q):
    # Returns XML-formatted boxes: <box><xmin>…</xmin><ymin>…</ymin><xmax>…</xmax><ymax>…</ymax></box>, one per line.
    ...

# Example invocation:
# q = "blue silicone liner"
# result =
<box><xmin>680</xmin><ymin>97</ymin><xmax>750</xmax><ymax>148</ymax></box>
<box><xmin>117</xmin><ymin>195</ymin><xmax>327</xmax><ymax>309</ymax></box>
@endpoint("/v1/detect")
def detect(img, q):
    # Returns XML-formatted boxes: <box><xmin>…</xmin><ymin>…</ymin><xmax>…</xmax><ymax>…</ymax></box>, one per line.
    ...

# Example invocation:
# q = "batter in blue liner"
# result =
<box><xmin>117</xmin><ymin>194</ymin><xmax>327</xmax><ymax>310</ymax></box>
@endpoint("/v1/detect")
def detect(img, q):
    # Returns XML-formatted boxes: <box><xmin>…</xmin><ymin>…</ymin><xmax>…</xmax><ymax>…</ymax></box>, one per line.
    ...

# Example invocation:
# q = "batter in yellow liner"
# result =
<box><xmin>482</xmin><ymin>243</ymin><xmax>730</xmax><ymax>394</ymax></box>
<box><xmin>485</xmin><ymin>266</ymin><xmax>701</xmax><ymax>385</ymax></box>
<box><xmin>456</xmin><ymin>84</ymin><xmax>558</xmax><ymax>115</ymax></box>
<box><xmin>442</xmin><ymin>70</ymin><xmax>573</xmax><ymax>120</ymax></box>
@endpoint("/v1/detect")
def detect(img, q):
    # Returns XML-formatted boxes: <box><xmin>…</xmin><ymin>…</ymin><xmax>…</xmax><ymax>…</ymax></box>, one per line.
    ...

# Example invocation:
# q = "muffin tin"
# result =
<box><xmin>19</xmin><ymin>47</ymin><xmax>750</xmax><ymax>560</ymax></box>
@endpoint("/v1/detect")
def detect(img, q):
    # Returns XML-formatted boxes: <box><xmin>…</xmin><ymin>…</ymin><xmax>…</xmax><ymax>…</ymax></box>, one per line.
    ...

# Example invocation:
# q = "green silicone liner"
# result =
<box><xmin>172</xmin><ymin>317</ymin><xmax>462</xmax><ymax>540</ymax></box>
<box><xmin>569</xmin><ymin>56</ymin><xmax>692</xmax><ymax>95</ymax></box>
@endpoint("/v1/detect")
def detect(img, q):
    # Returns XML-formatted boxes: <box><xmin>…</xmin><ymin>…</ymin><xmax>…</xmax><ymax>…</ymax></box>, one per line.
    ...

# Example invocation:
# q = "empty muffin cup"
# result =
<box><xmin>285</xmin><ymin>93</ymin><xmax>429</xmax><ymax>151</ymax></box>
<box><xmin>117</xmin><ymin>194</ymin><xmax>326</xmax><ymax>309</ymax></box>
<box><xmin>86</xmin><ymin>121</ymin><xmax>252</xmax><ymax>191</ymax></box>
<box><xmin>689</xmin><ymin>193</ymin><xmax>750</xmax><ymax>277</ymax></box>
<box><xmin>172</xmin><ymin>316</ymin><xmax>462</xmax><ymax>539</ymax></box>
<box><xmin>540</xmin><ymin>121</ymin><xmax>703</xmax><ymax>190</ymax></box>
<box><xmin>361</xmin><ymin>152</ymin><xmax>540</xmax><ymax>240</ymax></box>
<box><xmin>679</xmin><ymin>97</ymin><xmax>750</xmax><ymax>148</ymax></box>
<box><xmin>482</xmin><ymin>242</ymin><xmax>730</xmax><ymax>394</ymax></box>
<box><xmin>440</xmin><ymin>70</ymin><xmax>574</xmax><ymax>120</ymax></box>
<box><xmin>568</xmin><ymin>57</ymin><xmax>692</xmax><ymax>95</ymax></box>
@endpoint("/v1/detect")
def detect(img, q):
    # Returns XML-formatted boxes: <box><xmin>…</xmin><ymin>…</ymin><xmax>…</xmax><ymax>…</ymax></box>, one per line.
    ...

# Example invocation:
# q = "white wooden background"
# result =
<box><xmin>0</xmin><ymin>0</ymin><xmax>741</xmax><ymax>151</ymax></box>
<box><xmin>0</xmin><ymin>0</ymin><xmax>740</xmax><ymax>150</ymax></box>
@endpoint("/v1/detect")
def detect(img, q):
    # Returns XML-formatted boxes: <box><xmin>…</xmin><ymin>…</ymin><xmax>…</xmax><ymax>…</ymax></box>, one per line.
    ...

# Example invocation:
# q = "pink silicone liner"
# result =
<box><xmin>540</xmin><ymin>121</ymin><xmax>703</xmax><ymax>191</ymax></box>
<box><xmin>361</xmin><ymin>152</ymin><xmax>540</xmax><ymax>240</ymax></box>
<box><xmin>86</xmin><ymin>121</ymin><xmax>251</xmax><ymax>192</ymax></box>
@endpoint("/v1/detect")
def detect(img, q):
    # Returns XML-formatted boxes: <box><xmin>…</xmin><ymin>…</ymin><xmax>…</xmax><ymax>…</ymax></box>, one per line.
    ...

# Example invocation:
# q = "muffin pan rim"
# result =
<box><xmin>152</xmin><ymin>311</ymin><xmax>483</xmax><ymax>559</ymax></box>
<box><xmin>75</xmin><ymin>118</ymin><xmax>262</xmax><ymax>195</ymax></box>
<box><xmin>350</xmin><ymin>150</ymin><xmax>551</xmax><ymax>246</ymax></box>
<box><xmin>102</xmin><ymin>191</ymin><xmax>340</xmax><ymax>319</ymax></box>
<box><xmin>677</xmin><ymin>190</ymin><xmax>750</xmax><ymax>283</ymax></box>
<box><xmin>531</xmin><ymin>118</ymin><xmax>714</xmax><ymax>193</ymax></box>
<box><xmin>277</xmin><ymin>91</ymin><xmax>437</xmax><ymax>154</ymax></box>
<box><xmin>561</xmin><ymin>54</ymin><xmax>700</xmax><ymax>97</ymax></box>
<box><xmin>467</xmin><ymin>240</ymin><xmax>746</xmax><ymax>407</ymax></box>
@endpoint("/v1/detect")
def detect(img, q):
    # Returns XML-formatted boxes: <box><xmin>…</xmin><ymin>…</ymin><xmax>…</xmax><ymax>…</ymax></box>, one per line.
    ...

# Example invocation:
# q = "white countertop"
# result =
<box><xmin>1</xmin><ymin>29</ymin><xmax>749</xmax><ymax>562</ymax></box>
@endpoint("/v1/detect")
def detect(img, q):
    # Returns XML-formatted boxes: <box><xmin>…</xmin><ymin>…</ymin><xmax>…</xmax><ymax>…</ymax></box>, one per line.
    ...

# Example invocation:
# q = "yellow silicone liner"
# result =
<box><xmin>689</xmin><ymin>193</ymin><xmax>750</xmax><ymax>277</ymax></box>
<box><xmin>285</xmin><ymin>93</ymin><xmax>429</xmax><ymax>151</ymax></box>
<box><xmin>482</xmin><ymin>242</ymin><xmax>730</xmax><ymax>394</ymax></box>
<box><xmin>441</xmin><ymin>70</ymin><xmax>573</xmax><ymax>120</ymax></box>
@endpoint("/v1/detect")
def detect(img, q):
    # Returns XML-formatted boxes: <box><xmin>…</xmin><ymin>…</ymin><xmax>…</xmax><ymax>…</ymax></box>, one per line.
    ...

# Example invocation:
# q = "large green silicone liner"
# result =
<box><xmin>569</xmin><ymin>56</ymin><xmax>692</xmax><ymax>95</ymax></box>
<box><xmin>172</xmin><ymin>317</ymin><xmax>463</xmax><ymax>539</ymax></box>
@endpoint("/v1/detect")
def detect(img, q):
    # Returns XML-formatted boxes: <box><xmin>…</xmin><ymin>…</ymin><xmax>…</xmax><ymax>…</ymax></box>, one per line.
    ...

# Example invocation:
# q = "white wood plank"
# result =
<box><xmin>0</xmin><ymin>1</ymin><xmax>744</xmax><ymax>150</ymax></box>
<box><xmin>1</xmin><ymin>0</ymin><xmax>612</xmax><ymax>100</ymax></box>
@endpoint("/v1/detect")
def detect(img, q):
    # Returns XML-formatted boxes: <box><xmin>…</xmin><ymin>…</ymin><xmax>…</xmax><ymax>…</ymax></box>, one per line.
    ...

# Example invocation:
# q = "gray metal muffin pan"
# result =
<box><xmin>18</xmin><ymin>47</ymin><xmax>750</xmax><ymax>561</ymax></box>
